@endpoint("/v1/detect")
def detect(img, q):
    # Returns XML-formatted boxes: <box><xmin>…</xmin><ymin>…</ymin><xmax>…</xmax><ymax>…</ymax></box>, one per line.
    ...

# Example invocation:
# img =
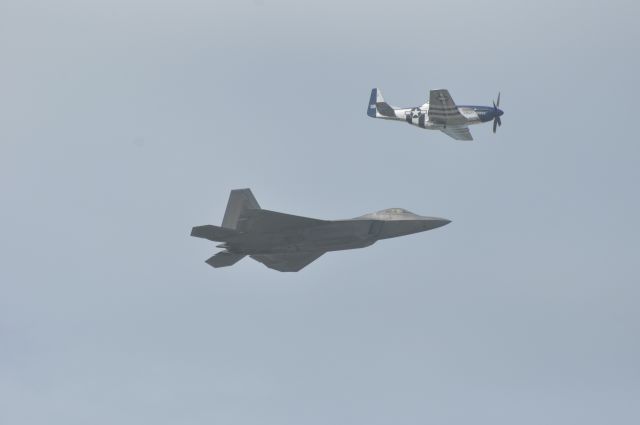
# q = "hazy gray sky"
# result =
<box><xmin>2</xmin><ymin>1</ymin><xmax>639</xmax><ymax>424</ymax></box>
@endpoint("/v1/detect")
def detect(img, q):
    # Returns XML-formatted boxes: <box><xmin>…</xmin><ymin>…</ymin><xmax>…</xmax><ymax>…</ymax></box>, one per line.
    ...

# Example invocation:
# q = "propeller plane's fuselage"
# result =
<box><xmin>378</xmin><ymin>104</ymin><xmax>504</xmax><ymax>129</ymax></box>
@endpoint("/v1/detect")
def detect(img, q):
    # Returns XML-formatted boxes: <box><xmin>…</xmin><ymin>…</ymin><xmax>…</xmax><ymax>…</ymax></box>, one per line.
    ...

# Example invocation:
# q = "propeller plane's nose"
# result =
<box><xmin>497</xmin><ymin>109</ymin><xmax>504</xmax><ymax>117</ymax></box>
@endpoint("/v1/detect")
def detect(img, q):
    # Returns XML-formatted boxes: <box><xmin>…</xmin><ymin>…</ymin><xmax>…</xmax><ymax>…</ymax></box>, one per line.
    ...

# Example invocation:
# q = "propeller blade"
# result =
<box><xmin>497</xmin><ymin>116</ymin><xmax>502</xmax><ymax>127</ymax></box>
<box><xmin>493</xmin><ymin>118</ymin><xmax>498</xmax><ymax>133</ymax></box>
<box><xmin>496</xmin><ymin>92</ymin><xmax>500</xmax><ymax>107</ymax></box>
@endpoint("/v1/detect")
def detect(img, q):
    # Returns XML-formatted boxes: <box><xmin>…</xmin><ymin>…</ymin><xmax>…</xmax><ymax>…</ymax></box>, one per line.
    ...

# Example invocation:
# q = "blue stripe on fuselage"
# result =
<box><xmin>458</xmin><ymin>105</ymin><xmax>495</xmax><ymax>123</ymax></box>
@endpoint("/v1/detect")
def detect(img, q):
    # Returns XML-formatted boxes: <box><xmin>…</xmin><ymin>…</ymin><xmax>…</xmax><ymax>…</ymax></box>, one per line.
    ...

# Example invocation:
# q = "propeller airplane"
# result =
<box><xmin>367</xmin><ymin>88</ymin><xmax>504</xmax><ymax>141</ymax></box>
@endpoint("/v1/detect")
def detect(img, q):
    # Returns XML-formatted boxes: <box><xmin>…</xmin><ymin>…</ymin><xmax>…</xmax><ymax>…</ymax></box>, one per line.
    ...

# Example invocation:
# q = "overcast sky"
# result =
<box><xmin>1</xmin><ymin>1</ymin><xmax>639</xmax><ymax>424</ymax></box>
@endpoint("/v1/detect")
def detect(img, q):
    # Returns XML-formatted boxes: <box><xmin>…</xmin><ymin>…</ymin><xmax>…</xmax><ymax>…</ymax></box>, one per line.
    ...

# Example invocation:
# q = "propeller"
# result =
<box><xmin>492</xmin><ymin>92</ymin><xmax>502</xmax><ymax>133</ymax></box>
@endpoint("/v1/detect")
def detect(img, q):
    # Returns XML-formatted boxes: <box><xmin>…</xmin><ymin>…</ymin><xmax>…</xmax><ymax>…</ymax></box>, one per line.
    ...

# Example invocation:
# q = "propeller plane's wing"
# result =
<box><xmin>428</xmin><ymin>89</ymin><xmax>473</xmax><ymax>141</ymax></box>
<box><xmin>428</xmin><ymin>89</ymin><xmax>468</xmax><ymax>125</ymax></box>
<box><xmin>250</xmin><ymin>252</ymin><xmax>325</xmax><ymax>272</ymax></box>
<box><xmin>441</xmin><ymin>126</ymin><xmax>473</xmax><ymax>141</ymax></box>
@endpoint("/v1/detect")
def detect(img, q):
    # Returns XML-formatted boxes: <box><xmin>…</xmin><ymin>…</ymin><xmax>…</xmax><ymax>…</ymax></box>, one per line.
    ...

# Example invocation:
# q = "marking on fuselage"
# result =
<box><xmin>418</xmin><ymin>113</ymin><xmax>425</xmax><ymax>128</ymax></box>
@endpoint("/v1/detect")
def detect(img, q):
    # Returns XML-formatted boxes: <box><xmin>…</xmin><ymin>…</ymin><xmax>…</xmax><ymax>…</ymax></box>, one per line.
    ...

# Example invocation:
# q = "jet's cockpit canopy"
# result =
<box><xmin>384</xmin><ymin>208</ymin><xmax>411</xmax><ymax>214</ymax></box>
<box><xmin>354</xmin><ymin>208</ymin><xmax>419</xmax><ymax>220</ymax></box>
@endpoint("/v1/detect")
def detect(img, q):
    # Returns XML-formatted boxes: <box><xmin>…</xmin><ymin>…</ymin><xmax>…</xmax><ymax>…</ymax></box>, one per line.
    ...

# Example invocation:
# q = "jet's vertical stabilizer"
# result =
<box><xmin>222</xmin><ymin>188</ymin><xmax>261</xmax><ymax>229</ymax></box>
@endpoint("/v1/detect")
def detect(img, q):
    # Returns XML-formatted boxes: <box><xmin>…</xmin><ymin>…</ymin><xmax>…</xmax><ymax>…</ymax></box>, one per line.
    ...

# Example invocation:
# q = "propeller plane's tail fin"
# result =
<box><xmin>367</xmin><ymin>88</ymin><xmax>396</xmax><ymax>118</ymax></box>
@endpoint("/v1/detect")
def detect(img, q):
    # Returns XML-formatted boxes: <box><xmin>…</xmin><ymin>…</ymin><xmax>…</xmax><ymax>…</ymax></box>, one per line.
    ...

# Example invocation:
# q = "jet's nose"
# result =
<box><xmin>425</xmin><ymin>217</ymin><xmax>451</xmax><ymax>230</ymax></box>
<box><xmin>434</xmin><ymin>218</ymin><xmax>451</xmax><ymax>228</ymax></box>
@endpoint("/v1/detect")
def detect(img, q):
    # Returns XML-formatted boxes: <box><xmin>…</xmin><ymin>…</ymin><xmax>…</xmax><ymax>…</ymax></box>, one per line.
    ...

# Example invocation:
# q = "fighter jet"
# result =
<box><xmin>367</xmin><ymin>88</ymin><xmax>504</xmax><ymax>141</ymax></box>
<box><xmin>191</xmin><ymin>189</ymin><xmax>451</xmax><ymax>272</ymax></box>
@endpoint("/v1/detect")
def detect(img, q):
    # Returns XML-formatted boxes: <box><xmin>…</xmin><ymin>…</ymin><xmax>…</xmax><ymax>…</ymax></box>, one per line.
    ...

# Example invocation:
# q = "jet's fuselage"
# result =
<box><xmin>221</xmin><ymin>220</ymin><xmax>378</xmax><ymax>254</ymax></box>
<box><xmin>220</xmin><ymin>211</ymin><xmax>450</xmax><ymax>255</ymax></box>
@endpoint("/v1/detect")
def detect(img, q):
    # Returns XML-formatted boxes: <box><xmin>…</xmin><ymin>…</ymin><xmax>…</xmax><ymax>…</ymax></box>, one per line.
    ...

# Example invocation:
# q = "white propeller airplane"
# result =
<box><xmin>367</xmin><ymin>88</ymin><xmax>503</xmax><ymax>141</ymax></box>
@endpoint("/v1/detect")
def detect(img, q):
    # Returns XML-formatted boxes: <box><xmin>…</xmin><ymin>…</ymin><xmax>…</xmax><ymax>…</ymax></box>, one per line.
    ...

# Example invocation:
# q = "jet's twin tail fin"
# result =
<box><xmin>222</xmin><ymin>188</ymin><xmax>261</xmax><ymax>230</ymax></box>
<box><xmin>367</xmin><ymin>88</ymin><xmax>396</xmax><ymax>118</ymax></box>
<box><xmin>192</xmin><ymin>188</ymin><xmax>260</xmax><ymax>270</ymax></box>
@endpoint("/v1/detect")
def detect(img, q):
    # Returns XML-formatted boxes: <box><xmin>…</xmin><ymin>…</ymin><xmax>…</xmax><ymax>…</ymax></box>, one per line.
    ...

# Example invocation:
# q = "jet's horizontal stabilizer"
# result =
<box><xmin>205</xmin><ymin>251</ymin><xmax>245</xmax><ymax>268</ymax></box>
<box><xmin>191</xmin><ymin>225</ymin><xmax>238</xmax><ymax>242</ymax></box>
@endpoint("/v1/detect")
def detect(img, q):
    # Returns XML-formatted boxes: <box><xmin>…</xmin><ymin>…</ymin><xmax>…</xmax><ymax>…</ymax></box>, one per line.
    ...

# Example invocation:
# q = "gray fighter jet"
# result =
<box><xmin>191</xmin><ymin>189</ymin><xmax>451</xmax><ymax>272</ymax></box>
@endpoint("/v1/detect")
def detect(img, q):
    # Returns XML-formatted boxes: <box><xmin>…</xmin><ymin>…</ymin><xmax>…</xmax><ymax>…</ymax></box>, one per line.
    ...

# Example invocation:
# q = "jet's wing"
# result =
<box><xmin>428</xmin><ymin>89</ymin><xmax>467</xmax><ymax>126</ymax></box>
<box><xmin>440</xmin><ymin>126</ymin><xmax>473</xmax><ymax>141</ymax></box>
<box><xmin>238</xmin><ymin>209</ymin><xmax>327</xmax><ymax>233</ymax></box>
<box><xmin>250</xmin><ymin>252</ymin><xmax>325</xmax><ymax>272</ymax></box>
